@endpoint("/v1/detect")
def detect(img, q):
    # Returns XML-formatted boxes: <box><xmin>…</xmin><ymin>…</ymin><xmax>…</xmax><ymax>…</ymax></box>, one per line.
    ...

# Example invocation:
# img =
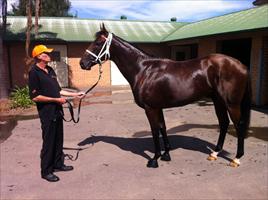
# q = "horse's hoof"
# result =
<box><xmin>207</xmin><ymin>155</ymin><xmax>217</xmax><ymax>161</ymax></box>
<box><xmin>207</xmin><ymin>151</ymin><xmax>218</xmax><ymax>161</ymax></box>
<box><xmin>229</xmin><ymin>159</ymin><xmax>240</xmax><ymax>167</ymax></box>
<box><xmin>160</xmin><ymin>153</ymin><xmax>171</xmax><ymax>161</ymax></box>
<box><xmin>147</xmin><ymin>159</ymin><xmax>158</xmax><ymax>168</ymax></box>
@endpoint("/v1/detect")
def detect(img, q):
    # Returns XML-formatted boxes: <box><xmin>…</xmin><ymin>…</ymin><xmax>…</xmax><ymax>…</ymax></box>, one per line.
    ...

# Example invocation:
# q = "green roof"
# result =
<box><xmin>163</xmin><ymin>5</ymin><xmax>268</xmax><ymax>41</ymax></box>
<box><xmin>4</xmin><ymin>5</ymin><xmax>268</xmax><ymax>43</ymax></box>
<box><xmin>4</xmin><ymin>17</ymin><xmax>185</xmax><ymax>42</ymax></box>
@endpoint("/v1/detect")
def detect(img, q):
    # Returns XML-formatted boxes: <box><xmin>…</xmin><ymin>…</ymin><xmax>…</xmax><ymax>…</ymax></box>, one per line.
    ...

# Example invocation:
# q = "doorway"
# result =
<box><xmin>171</xmin><ymin>44</ymin><xmax>198</xmax><ymax>61</ymax></box>
<box><xmin>217</xmin><ymin>38</ymin><xmax>252</xmax><ymax>68</ymax></box>
<box><xmin>47</xmin><ymin>45</ymin><xmax>68</xmax><ymax>88</ymax></box>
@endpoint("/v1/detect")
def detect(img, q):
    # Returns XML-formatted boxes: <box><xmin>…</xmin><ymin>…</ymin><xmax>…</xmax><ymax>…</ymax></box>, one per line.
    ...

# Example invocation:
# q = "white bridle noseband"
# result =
<box><xmin>86</xmin><ymin>32</ymin><xmax>113</xmax><ymax>64</ymax></box>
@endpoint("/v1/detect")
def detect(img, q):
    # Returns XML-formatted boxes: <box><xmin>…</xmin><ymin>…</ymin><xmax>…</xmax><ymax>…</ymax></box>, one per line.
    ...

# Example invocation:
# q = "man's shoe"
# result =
<box><xmin>42</xmin><ymin>173</ymin><xmax>60</xmax><ymax>182</ymax></box>
<box><xmin>54</xmin><ymin>165</ymin><xmax>73</xmax><ymax>172</ymax></box>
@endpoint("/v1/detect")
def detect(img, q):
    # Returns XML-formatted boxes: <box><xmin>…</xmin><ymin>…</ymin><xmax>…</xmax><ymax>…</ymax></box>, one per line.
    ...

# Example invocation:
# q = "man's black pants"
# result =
<box><xmin>40</xmin><ymin>117</ymin><xmax>64</xmax><ymax>176</ymax></box>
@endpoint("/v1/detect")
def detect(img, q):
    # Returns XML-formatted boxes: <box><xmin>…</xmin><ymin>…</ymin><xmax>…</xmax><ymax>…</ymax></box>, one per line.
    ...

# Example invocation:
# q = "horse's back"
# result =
<box><xmin>136</xmin><ymin>57</ymin><xmax>213</xmax><ymax>108</ymax></box>
<box><xmin>135</xmin><ymin>54</ymin><xmax>249</xmax><ymax>108</ymax></box>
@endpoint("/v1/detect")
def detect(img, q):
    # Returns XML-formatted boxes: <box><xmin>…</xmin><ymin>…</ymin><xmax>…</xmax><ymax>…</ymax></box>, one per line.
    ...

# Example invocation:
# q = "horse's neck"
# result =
<box><xmin>110</xmin><ymin>36</ymin><xmax>148</xmax><ymax>86</ymax></box>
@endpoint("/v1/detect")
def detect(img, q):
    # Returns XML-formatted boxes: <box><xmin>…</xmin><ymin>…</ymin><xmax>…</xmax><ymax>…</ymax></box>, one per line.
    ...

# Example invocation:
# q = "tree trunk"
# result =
<box><xmin>35</xmin><ymin>0</ymin><xmax>40</xmax><ymax>38</ymax></box>
<box><xmin>25</xmin><ymin>0</ymin><xmax>32</xmax><ymax>58</ymax></box>
<box><xmin>24</xmin><ymin>0</ymin><xmax>33</xmax><ymax>78</ymax></box>
<box><xmin>0</xmin><ymin>0</ymin><xmax>10</xmax><ymax>99</ymax></box>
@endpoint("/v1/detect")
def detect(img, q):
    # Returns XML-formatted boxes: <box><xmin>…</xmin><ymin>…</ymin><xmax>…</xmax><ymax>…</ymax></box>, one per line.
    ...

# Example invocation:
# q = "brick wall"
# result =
<box><xmin>250</xmin><ymin>36</ymin><xmax>262</xmax><ymax>105</ymax></box>
<box><xmin>136</xmin><ymin>43</ymin><xmax>171</xmax><ymax>58</ymax></box>
<box><xmin>198</xmin><ymin>39</ymin><xmax>216</xmax><ymax>57</ymax></box>
<box><xmin>261</xmin><ymin>36</ymin><xmax>268</xmax><ymax>105</ymax></box>
<box><xmin>0</xmin><ymin>43</ymin><xmax>11</xmax><ymax>98</ymax></box>
<box><xmin>7</xmin><ymin>42</ymin><xmax>28</xmax><ymax>88</ymax></box>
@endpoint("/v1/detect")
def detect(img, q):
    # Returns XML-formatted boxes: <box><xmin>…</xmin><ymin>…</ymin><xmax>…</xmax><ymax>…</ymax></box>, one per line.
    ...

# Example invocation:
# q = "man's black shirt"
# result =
<box><xmin>28</xmin><ymin>65</ymin><xmax>63</xmax><ymax>121</ymax></box>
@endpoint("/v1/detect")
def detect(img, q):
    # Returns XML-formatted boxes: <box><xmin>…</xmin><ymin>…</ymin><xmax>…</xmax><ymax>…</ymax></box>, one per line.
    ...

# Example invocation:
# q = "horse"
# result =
<box><xmin>79</xmin><ymin>24</ymin><xmax>251</xmax><ymax>168</ymax></box>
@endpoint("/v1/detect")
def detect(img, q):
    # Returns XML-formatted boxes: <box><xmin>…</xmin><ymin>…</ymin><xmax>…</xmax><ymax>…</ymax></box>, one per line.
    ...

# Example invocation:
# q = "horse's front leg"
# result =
<box><xmin>159</xmin><ymin>109</ymin><xmax>171</xmax><ymax>162</ymax></box>
<box><xmin>145</xmin><ymin>108</ymin><xmax>162</xmax><ymax>168</ymax></box>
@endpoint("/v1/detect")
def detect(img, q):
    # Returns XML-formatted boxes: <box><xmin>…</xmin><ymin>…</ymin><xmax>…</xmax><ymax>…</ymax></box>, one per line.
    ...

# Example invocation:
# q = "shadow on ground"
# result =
<box><xmin>134</xmin><ymin>123</ymin><xmax>268</xmax><ymax>141</ymax></box>
<box><xmin>0</xmin><ymin>114</ymin><xmax>39</xmax><ymax>143</ymax></box>
<box><xmin>78</xmin><ymin>122</ymin><xmax>268</xmax><ymax>164</ymax></box>
<box><xmin>78</xmin><ymin>123</ymin><xmax>233</xmax><ymax>162</ymax></box>
<box><xmin>78</xmin><ymin>135</ymin><xmax>220</xmax><ymax>161</ymax></box>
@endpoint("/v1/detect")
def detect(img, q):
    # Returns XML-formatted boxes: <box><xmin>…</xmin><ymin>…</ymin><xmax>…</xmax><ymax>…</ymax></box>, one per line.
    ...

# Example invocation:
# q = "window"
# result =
<box><xmin>172</xmin><ymin>44</ymin><xmax>198</xmax><ymax>61</ymax></box>
<box><xmin>50</xmin><ymin>51</ymin><xmax>61</xmax><ymax>62</ymax></box>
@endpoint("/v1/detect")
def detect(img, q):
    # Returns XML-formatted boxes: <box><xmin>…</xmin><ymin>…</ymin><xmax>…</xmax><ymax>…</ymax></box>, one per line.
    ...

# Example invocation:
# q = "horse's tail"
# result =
<box><xmin>239</xmin><ymin>73</ymin><xmax>252</xmax><ymax>137</ymax></box>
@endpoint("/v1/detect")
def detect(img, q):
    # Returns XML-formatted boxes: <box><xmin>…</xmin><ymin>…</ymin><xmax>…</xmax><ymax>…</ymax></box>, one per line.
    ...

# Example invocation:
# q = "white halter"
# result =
<box><xmin>86</xmin><ymin>33</ymin><xmax>113</xmax><ymax>64</ymax></box>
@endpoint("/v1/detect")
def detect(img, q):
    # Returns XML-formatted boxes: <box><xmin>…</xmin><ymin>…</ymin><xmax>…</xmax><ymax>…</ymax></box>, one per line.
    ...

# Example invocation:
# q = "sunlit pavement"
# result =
<box><xmin>1</xmin><ymin>87</ymin><xmax>267</xmax><ymax>199</ymax></box>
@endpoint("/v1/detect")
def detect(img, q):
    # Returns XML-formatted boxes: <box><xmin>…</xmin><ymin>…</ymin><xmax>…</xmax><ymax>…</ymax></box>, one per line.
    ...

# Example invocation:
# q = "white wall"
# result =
<box><xmin>111</xmin><ymin>61</ymin><xmax>129</xmax><ymax>86</ymax></box>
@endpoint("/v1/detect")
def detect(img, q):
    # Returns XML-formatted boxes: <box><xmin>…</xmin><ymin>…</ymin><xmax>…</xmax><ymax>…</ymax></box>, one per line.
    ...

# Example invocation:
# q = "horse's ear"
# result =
<box><xmin>100</xmin><ymin>23</ymin><xmax>107</xmax><ymax>32</ymax></box>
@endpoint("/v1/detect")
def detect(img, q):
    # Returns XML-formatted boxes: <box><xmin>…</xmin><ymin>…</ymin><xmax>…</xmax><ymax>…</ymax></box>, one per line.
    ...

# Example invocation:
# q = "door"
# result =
<box><xmin>47</xmin><ymin>45</ymin><xmax>68</xmax><ymax>88</ymax></box>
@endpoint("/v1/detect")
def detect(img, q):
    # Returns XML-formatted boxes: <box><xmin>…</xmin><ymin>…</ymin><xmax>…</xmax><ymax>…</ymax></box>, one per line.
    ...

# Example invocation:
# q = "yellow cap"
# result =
<box><xmin>32</xmin><ymin>45</ymin><xmax>53</xmax><ymax>58</ymax></box>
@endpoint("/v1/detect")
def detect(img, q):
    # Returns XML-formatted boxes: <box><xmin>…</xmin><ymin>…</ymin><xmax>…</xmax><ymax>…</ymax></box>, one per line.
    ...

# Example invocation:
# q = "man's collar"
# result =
<box><xmin>34</xmin><ymin>64</ymin><xmax>51</xmax><ymax>73</ymax></box>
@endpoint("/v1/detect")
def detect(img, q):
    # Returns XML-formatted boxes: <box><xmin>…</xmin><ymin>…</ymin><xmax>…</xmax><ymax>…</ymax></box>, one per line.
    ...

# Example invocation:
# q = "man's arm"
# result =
<box><xmin>32</xmin><ymin>91</ymin><xmax>86</xmax><ymax>104</ymax></box>
<box><xmin>32</xmin><ymin>95</ymin><xmax>66</xmax><ymax>104</ymax></box>
<box><xmin>60</xmin><ymin>90</ymin><xmax>86</xmax><ymax>98</ymax></box>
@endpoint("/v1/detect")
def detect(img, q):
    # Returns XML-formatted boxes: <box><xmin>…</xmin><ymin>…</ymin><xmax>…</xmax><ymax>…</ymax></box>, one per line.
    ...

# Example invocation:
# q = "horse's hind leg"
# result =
<box><xmin>208</xmin><ymin>95</ymin><xmax>229</xmax><ymax>161</ymax></box>
<box><xmin>145</xmin><ymin>108</ymin><xmax>164</xmax><ymax>168</ymax></box>
<box><xmin>227</xmin><ymin>105</ymin><xmax>244</xmax><ymax>167</ymax></box>
<box><xmin>159</xmin><ymin>109</ymin><xmax>171</xmax><ymax>161</ymax></box>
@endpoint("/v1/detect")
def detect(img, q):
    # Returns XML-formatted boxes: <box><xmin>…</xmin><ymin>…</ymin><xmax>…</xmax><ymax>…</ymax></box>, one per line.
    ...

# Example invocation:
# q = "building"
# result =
<box><xmin>2</xmin><ymin>5</ymin><xmax>268</xmax><ymax>106</ymax></box>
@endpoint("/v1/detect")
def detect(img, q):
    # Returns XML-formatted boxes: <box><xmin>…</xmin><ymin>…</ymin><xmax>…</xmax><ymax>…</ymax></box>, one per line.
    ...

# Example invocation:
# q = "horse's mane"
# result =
<box><xmin>115</xmin><ymin>35</ymin><xmax>155</xmax><ymax>58</ymax></box>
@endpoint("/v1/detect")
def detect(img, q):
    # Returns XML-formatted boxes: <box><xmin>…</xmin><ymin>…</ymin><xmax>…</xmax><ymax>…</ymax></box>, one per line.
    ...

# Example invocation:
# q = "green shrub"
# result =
<box><xmin>10</xmin><ymin>86</ymin><xmax>34</xmax><ymax>109</ymax></box>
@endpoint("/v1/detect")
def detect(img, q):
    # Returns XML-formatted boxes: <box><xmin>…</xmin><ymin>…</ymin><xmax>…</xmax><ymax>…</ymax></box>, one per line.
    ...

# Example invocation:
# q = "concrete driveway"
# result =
<box><xmin>0</xmin><ymin>87</ymin><xmax>267</xmax><ymax>200</ymax></box>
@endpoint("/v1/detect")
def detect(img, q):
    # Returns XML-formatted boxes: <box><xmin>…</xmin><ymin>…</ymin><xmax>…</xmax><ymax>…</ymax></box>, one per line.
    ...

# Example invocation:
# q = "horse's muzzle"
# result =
<box><xmin>80</xmin><ymin>59</ymin><xmax>92</xmax><ymax>70</ymax></box>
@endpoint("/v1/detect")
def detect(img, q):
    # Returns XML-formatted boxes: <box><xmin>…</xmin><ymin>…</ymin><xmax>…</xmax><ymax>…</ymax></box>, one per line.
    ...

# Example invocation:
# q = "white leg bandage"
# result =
<box><xmin>207</xmin><ymin>151</ymin><xmax>219</xmax><ymax>161</ymax></box>
<box><xmin>210</xmin><ymin>151</ymin><xmax>219</xmax><ymax>159</ymax></box>
<box><xmin>232</xmin><ymin>158</ymin><xmax>240</xmax><ymax>165</ymax></box>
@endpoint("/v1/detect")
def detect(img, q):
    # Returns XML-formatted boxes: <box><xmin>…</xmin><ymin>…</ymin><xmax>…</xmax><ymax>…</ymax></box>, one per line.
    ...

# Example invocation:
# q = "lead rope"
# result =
<box><xmin>61</xmin><ymin>63</ymin><xmax>103</xmax><ymax>123</ymax></box>
<box><xmin>62</xmin><ymin>33</ymin><xmax>112</xmax><ymax>123</ymax></box>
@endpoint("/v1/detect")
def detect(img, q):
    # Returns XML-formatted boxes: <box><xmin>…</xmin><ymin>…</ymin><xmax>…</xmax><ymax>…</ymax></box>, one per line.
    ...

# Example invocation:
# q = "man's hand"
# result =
<box><xmin>56</xmin><ymin>97</ymin><xmax>67</xmax><ymax>104</ymax></box>
<box><xmin>76</xmin><ymin>91</ymin><xmax>86</xmax><ymax>99</ymax></box>
<box><xmin>60</xmin><ymin>90</ymin><xmax>86</xmax><ymax>99</ymax></box>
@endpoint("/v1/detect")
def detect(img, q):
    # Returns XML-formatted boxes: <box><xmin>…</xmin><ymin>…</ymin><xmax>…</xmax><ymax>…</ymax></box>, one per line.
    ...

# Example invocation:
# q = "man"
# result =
<box><xmin>28</xmin><ymin>44</ymin><xmax>85</xmax><ymax>182</ymax></box>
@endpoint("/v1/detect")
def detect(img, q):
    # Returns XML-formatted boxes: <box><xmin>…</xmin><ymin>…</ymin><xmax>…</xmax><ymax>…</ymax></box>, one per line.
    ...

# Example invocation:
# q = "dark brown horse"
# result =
<box><xmin>80</xmin><ymin>25</ymin><xmax>251</xmax><ymax>168</ymax></box>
